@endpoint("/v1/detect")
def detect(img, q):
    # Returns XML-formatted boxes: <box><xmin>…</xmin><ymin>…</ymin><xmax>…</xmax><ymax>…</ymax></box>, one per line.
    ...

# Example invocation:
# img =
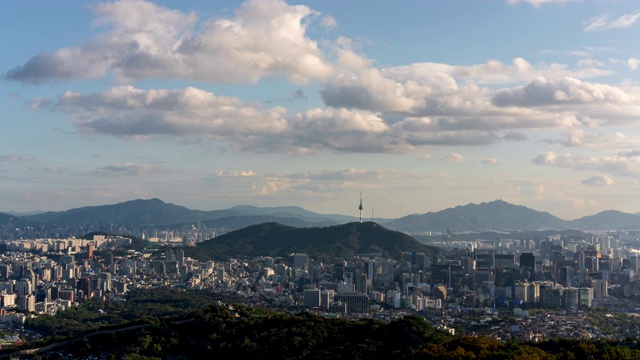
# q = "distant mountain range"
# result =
<box><xmin>14</xmin><ymin>199</ymin><xmax>354</xmax><ymax>230</ymax></box>
<box><xmin>184</xmin><ymin>222</ymin><xmax>437</xmax><ymax>261</ymax></box>
<box><xmin>0</xmin><ymin>212</ymin><xmax>40</xmax><ymax>228</ymax></box>
<box><xmin>2</xmin><ymin>198</ymin><xmax>639</xmax><ymax>233</ymax></box>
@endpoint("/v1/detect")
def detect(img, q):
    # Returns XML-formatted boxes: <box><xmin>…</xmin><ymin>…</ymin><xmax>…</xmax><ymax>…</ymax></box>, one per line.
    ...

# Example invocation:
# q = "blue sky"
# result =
<box><xmin>1</xmin><ymin>0</ymin><xmax>640</xmax><ymax>219</ymax></box>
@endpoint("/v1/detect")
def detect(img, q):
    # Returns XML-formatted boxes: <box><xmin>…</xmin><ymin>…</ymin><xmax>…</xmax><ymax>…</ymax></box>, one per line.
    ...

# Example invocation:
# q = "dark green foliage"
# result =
<box><xmin>587</xmin><ymin>307</ymin><xmax>640</xmax><ymax>339</ymax></box>
<box><xmin>17</xmin><ymin>289</ymin><xmax>640</xmax><ymax>359</ymax></box>
<box><xmin>24</xmin><ymin>289</ymin><xmax>243</xmax><ymax>339</ymax></box>
<box><xmin>184</xmin><ymin>222</ymin><xmax>437</xmax><ymax>261</ymax></box>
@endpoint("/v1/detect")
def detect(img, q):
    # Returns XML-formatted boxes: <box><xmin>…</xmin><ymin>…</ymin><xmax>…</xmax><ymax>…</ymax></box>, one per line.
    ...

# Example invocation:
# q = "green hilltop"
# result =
<box><xmin>185</xmin><ymin>221</ymin><xmax>437</xmax><ymax>261</ymax></box>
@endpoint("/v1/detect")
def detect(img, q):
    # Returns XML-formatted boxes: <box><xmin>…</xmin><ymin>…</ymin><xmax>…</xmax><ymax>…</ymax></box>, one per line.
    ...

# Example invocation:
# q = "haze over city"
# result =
<box><xmin>2</xmin><ymin>0</ymin><xmax>640</xmax><ymax>219</ymax></box>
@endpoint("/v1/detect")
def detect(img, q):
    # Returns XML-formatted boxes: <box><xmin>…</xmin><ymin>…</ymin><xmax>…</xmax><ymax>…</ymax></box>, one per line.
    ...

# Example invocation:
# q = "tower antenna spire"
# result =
<box><xmin>358</xmin><ymin>192</ymin><xmax>363</xmax><ymax>223</ymax></box>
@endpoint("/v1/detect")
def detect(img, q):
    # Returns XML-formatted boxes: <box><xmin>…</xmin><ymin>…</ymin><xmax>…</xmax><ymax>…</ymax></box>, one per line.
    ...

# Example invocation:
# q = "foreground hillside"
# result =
<box><xmin>13</xmin><ymin>289</ymin><xmax>640</xmax><ymax>360</ymax></box>
<box><xmin>186</xmin><ymin>221</ymin><xmax>437</xmax><ymax>261</ymax></box>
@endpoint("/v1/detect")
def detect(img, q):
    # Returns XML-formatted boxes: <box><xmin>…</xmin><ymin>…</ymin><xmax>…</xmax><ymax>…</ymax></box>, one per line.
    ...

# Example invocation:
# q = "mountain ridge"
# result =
<box><xmin>12</xmin><ymin>198</ymin><xmax>640</xmax><ymax>232</ymax></box>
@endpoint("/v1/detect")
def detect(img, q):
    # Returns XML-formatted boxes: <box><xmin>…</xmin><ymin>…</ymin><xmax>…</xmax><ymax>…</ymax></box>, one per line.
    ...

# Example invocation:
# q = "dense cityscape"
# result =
<box><xmin>2</xmin><ymin>208</ymin><xmax>640</xmax><ymax>352</ymax></box>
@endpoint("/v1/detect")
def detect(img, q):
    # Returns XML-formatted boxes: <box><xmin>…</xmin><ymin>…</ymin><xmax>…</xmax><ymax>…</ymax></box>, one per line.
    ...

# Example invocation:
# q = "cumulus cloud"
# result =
<box><xmin>581</xmin><ymin>174</ymin><xmax>614</xmax><ymax>186</ymax></box>
<box><xmin>584</xmin><ymin>11</ymin><xmax>640</xmax><ymax>32</ymax></box>
<box><xmin>57</xmin><ymin>85</ymin><xmax>288</xmax><ymax>142</ymax></box>
<box><xmin>531</xmin><ymin>151</ymin><xmax>557</xmax><ymax>165</ymax></box>
<box><xmin>320</xmin><ymin>56</ymin><xmax>625</xmax><ymax>134</ymax></box>
<box><xmin>531</xmin><ymin>151</ymin><xmax>640</xmax><ymax>178</ymax></box>
<box><xmin>4</xmin><ymin>0</ymin><xmax>334</xmax><ymax>84</ymax></box>
<box><xmin>628</xmin><ymin>58</ymin><xmax>640</xmax><ymax>71</ymax></box>
<box><xmin>53</xmin><ymin>85</ymin><xmax>542</xmax><ymax>153</ymax></box>
<box><xmin>493</xmin><ymin>77</ymin><xmax>634</xmax><ymax>107</ymax></box>
<box><xmin>10</xmin><ymin>0</ymin><xmax>640</xmax><ymax>157</ymax></box>
<box><xmin>546</xmin><ymin>130</ymin><xmax>626</xmax><ymax>148</ymax></box>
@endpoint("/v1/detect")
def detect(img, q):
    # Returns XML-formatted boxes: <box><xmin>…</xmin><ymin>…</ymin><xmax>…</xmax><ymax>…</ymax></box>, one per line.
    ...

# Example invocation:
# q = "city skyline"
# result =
<box><xmin>2</xmin><ymin>0</ymin><xmax>640</xmax><ymax>219</ymax></box>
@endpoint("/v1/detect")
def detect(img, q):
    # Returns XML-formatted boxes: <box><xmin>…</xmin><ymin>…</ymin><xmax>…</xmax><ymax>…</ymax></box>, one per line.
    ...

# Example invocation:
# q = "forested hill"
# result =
<box><xmin>186</xmin><ymin>221</ymin><xmax>437</xmax><ymax>261</ymax></box>
<box><xmin>17</xmin><ymin>288</ymin><xmax>640</xmax><ymax>359</ymax></box>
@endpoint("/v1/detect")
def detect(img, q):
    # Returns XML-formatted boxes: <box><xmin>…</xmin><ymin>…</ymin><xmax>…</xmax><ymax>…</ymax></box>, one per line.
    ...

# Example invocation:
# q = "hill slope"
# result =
<box><xmin>568</xmin><ymin>210</ymin><xmax>640</xmax><ymax>230</ymax></box>
<box><xmin>25</xmin><ymin>199</ymin><xmax>345</xmax><ymax>228</ymax></box>
<box><xmin>385</xmin><ymin>200</ymin><xmax>567</xmax><ymax>233</ymax></box>
<box><xmin>0</xmin><ymin>212</ymin><xmax>42</xmax><ymax>227</ymax></box>
<box><xmin>27</xmin><ymin>198</ymin><xmax>213</xmax><ymax>226</ymax></box>
<box><xmin>187</xmin><ymin>221</ymin><xmax>437</xmax><ymax>261</ymax></box>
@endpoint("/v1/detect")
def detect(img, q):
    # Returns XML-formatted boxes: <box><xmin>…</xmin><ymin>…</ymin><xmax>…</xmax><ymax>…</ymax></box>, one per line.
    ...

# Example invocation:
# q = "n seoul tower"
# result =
<box><xmin>359</xmin><ymin>192</ymin><xmax>363</xmax><ymax>223</ymax></box>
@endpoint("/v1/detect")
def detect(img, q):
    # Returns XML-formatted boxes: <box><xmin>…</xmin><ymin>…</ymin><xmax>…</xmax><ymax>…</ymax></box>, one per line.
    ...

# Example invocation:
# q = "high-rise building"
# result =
<box><xmin>303</xmin><ymin>288</ymin><xmax>321</xmax><ymax>308</ymax></box>
<box><xmin>175</xmin><ymin>250</ymin><xmax>185</xmax><ymax>268</ymax></box>
<box><xmin>320</xmin><ymin>289</ymin><xmax>334</xmax><ymax>308</ymax></box>
<box><xmin>20</xmin><ymin>294</ymin><xmax>35</xmax><ymax>312</ymax></box>
<box><xmin>87</xmin><ymin>242</ymin><xmax>94</xmax><ymax>259</ymax></box>
<box><xmin>520</xmin><ymin>253</ymin><xmax>535</xmax><ymax>270</ymax></box>
<box><xmin>334</xmin><ymin>292</ymin><xmax>369</xmax><ymax>313</ymax></box>
<box><xmin>16</xmin><ymin>278</ymin><xmax>32</xmax><ymax>298</ymax></box>
<box><xmin>293</xmin><ymin>253</ymin><xmax>309</xmax><ymax>269</ymax></box>
<box><xmin>562</xmin><ymin>287</ymin><xmax>579</xmax><ymax>309</ymax></box>
<box><xmin>514</xmin><ymin>282</ymin><xmax>528</xmax><ymax>305</ymax></box>
<box><xmin>495</xmin><ymin>254</ymin><xmax>516</xmax><ymax>268</ymax></box>
<box><xmin>78</xmin><ymin>277</ymin><xmax>92</xmax><ymax>299</ymax></box>
<box><xmin>578</xmin><ymin>287</ymin><xmax>593</xmax><ymax>308</ymax></box>
<box><xmin>592</xmin><ymin>279</ymin><xmax>608</xmax><ymax>303</ymax></box>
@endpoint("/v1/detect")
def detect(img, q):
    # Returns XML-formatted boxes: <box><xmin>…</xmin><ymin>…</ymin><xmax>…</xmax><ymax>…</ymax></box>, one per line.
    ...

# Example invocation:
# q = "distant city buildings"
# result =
<box><xmin>0</xmin><ymin>225</ymin><xmax>639</xmax><ymax>342</ymax></box>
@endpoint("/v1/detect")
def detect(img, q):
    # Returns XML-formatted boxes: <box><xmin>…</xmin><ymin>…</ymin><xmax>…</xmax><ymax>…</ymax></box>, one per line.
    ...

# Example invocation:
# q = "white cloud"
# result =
<box><xmin>50</xmin><ymin>85</ymin><xmax>542</xmax><ymax>154</ymax></box>
<box><xmin>27</xmin><ymin>97</ymin><xmax>52</xmax><ymax>110</ymax></box>
<box><xmin>0</xmin><ymin>154</ymin><xmax>35</xmax><ymax>162</ymax></box>
<box><xmin>584</xmin><ymin>15</ymin><xmax>609</xmax><ymax>32</ymax></box>
<box><xmin>531</xmin><ymin>151</ymin><xmax>557</xmax><ymax>165</ymax></box>
<box><xmin>532</xmin><ymin>151</ymin><xmax>640</xmax><ymax>178</ymax></box>
<box><xmin>57</xmin><ymin>85</ymin><xmax>288</xmax><ymax>142</ymax></box>
<box><xmin>506</xmin><ymin>0</ymin><xmax>579</xmax><ymax>7</ymax></box>
<box><xmin>320</xmin><ymin>56</ymin><xmax>627</xmax><ymax>135</ymax></box>
<box><xmin>628</xmin><ymin>58</ymin><xmax>640</xmax><ymax>71</ymax></box>
<box><xmin>320</xmin><ymin>15</ymin><xmax>337</xmax><ymax>29</ymax></box>
<box><xmin>214</xmin><ymin>170</ymin><xmax>256</xmax><ymax>177</ymax></box>
<box><xmin>581</xmin><ymin>174</ymin><xmax>614</xmax><ymax>186</ymax></box>
<box><xmin>102</xmin><ymin>162</ymin><xmax>165</xmax><ymax>175</ymax></box>
<box><xmin>11</xmin><ymin>0</ymin><xmax>640</xmax><ymax>159</ymax></box>
<box><xmin>482</xmin><ymin>158</ymin><xmax>502</xmax><ymax>165</ymax></box>
<box><xmin>5</xmin><ymin>0</ymin><xmax>334</xmax><ymax>84</ymax></box>
<box><xmin>493</xmin><ymin>77</ymin><xmax>634</xmax><ymax>107</ymax></box>
<box><xmin>417</xmin><ymin>154</ymin><xmax>436</xmax><ymax>160</ymax></box>
<box><xmin>446</xmin><ymin>152</ymin><xmax>467</xmax><ymax>163</ymax></box>
<box><xmin>584</xmin><ymin>11</ymin><xmax>640</xmax><ymax>32</ymax></box>
<box><xmin>546</xmin><ymin>130</ymin><xmax>626</xmax><ymax>148</ymax></box>
<box><xmin>577</xmin><ymin>58</ymin><xmax>604</xmax><ymax>68</ymax></box>
<box><xmin>609</xmin><ymin>11</ymin><xmax>640</xmax><ymax>29</ymax></box>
